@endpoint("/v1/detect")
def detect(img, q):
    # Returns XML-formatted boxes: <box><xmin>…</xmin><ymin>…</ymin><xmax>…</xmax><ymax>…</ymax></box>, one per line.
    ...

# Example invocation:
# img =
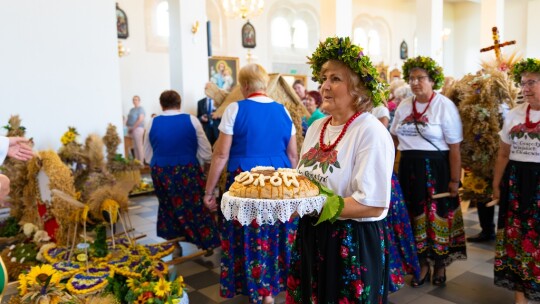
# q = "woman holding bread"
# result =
<box><xmin>286</xmin><ymin>37</ymin><xmax>395</xmax><ymax>303</ymax></box>
<box><xmin>204</xmin><ymin>63</ymin><xmax>298</xmax><ymax>304</ymax></box>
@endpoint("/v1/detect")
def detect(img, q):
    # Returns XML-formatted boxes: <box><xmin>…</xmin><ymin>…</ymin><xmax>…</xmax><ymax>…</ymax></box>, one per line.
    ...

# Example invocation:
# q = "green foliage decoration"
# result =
<box><xmin>402</xmin><ymin>56</ymin><xmax>445</xmax><ymax>90</ymax></box>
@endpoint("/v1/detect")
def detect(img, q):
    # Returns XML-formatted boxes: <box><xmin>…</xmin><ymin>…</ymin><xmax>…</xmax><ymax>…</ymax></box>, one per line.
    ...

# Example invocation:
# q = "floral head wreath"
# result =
<box><xmin>308</xmin><ymin>37</ymin><xmax>387</xmax><ymax>107</ymax></box>
<box><xmin>510</xmin><ymin>58</ymin><xmax>540</xmax><ymax>84</ymax></box>
<box><xmin>402</xmin><ymin>56</ymin><xmax>445</xmax><ymax>90</ymax></box>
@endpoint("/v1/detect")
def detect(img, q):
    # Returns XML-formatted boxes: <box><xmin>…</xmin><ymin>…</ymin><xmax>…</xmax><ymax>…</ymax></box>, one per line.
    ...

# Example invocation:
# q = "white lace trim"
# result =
<box><xmin>221</xmin><ymin>192</ymin><xmax>326</xmax><ymax>225</ymax></box>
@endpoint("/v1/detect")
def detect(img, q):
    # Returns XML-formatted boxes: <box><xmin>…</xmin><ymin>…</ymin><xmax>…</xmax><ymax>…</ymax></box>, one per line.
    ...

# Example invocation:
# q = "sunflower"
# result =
<box><xmin>25</xmin><ymin>264</ymin><xmax>61</xmax><ymax>286</ymax></box>
<box><xmin>154</xmin><ymin>277</ymin><xmax>171</xmax><ymax>297</ymax></box>
<box><xmin>126</xmin><ymin>277</ymin><xmax>138</xmax><ymax>290</ymax></box>
<box><xmin>17</xmin><ymin>273</ymin><xmax>27</xmax><ymax>295</ymax></box>
<box><xmin>471</xmin><ymin>178</ymin><xmax>488</xmax><ymax>194</ymax></box>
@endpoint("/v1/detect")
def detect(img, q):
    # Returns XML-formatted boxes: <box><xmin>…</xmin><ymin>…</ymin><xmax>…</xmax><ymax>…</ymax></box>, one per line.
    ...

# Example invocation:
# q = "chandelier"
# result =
<box><xmin>222</xmin><ymin>0</ymin><xmax>264</xmax><ymax>19</ymax></box>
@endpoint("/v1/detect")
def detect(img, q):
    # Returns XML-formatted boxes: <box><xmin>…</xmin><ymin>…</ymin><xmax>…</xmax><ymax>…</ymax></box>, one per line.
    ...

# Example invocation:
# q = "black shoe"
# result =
<box><xmin>432</xmin><ymin>267</ymin><xmax>446</xmax><ymax>286</ymax></box>
<box><xmin>411</xmin><ymin>267</ymin><xmax>431</xmax><ymax>288</ymax></box>
<box><xmin>467</xmin><ymin>232</ymin><xmax>495</xmax><ymax>243</ymax></box>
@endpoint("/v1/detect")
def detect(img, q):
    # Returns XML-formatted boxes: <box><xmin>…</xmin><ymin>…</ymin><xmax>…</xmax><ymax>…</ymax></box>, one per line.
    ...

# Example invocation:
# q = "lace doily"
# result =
<box><xmin>221</xmin><ymin>192</ymin><xmax>326</xmax><ymax>225</ymax></box>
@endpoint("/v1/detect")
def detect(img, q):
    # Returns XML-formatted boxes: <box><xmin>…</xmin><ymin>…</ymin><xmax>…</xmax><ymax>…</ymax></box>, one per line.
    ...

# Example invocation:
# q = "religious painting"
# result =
<box><xmin>208</xmin><ymin>56</ymin><xmax>239</xmax><ymax>92</ymax></box>
<box><xmin>400</xmin><ymin>40</ymin><xmax>408</xmax><ymax>60</ymax></box>
<box><xmin>242</xmin><ymin>21</ymin><xmax>256</xmax><ymax>48</ymax></box>
<box><xmin>116</xmin><ymin>3</ymin><xmax>129</xmax><ymax>39</ymax></box>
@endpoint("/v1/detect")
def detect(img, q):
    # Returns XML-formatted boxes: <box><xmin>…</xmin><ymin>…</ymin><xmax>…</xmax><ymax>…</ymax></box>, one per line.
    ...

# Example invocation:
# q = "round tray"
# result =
<box><xmin>221</xmin><ymin>192</ymin><xmax>326</xmax><ymax>225</ymax></box>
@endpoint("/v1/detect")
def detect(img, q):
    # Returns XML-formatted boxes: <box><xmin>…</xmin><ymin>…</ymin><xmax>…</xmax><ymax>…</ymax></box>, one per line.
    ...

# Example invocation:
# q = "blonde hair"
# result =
<box><xmin>321</xmin><ymin>60</ymin><xmax>373</xmax><ymax>112</ymax></box>
<box><xmin>238</xmin><ymin>63</ymin><xmax>269</xmax><ymax>93</ymax></box>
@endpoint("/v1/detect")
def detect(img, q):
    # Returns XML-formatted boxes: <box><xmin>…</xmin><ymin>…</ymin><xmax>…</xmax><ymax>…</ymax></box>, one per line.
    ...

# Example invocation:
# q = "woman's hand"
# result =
<box><xmin>492</xmin><ymin>185</ymin><xmax>500</xmax><ymax>201</ymax></box>
<box><xmin>203</xmin><ymin>193</ymin><xmax>218</xmax><ymax>212</ymax></box>
<box><xmin>448</xmin><ymin>181</ymin><xmax>459</xmax><ymax>197</ymax></box>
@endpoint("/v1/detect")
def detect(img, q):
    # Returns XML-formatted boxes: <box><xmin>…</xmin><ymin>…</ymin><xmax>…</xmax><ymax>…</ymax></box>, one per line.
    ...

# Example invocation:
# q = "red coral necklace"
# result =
<box><xmin>319</xmin><ymin>112</ymin><xmax>362</xmax><ymax>152</ymax></box>
<box><xmin>525</xmin><ymin>104</ymin><xmax>540</xmax><ymax>128</ymax></box>
<box><xmin>412</xmin><ymin>92</ymin><xmax>436</xmax><ymax>120</ymax></box>
<box><xmin>247</xmin><ymin>92</ymin><xmax>267</xmax><ymax>98</ymax></box>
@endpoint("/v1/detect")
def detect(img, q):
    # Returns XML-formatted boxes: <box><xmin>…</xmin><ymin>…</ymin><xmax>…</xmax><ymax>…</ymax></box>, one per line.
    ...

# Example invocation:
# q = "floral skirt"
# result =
<box><xmin>220</xmin><ymin>169</ymin><xmax>298</xmax><ymax>304</ymax></box>
<box><xmin>494</xmin><ymin>160</ymin><xmax>540</xmax><ymax>301</ymax></box>
<box><xmin>398</xmin><ymin>150</ymin><xmax>467</xmax><ymax>266</ymax></box>
<box><xmin>151</xmin><ymin>163</ymin><xmax>220</xmax><ymax>250</ymax></box>
<box><xmin>384</xmin><ymin>173</ymin><xmax>420</xmax><ymax>292</ymax></box>
<box><xmin>286</xmin><ymin>217</ymin><xmax>389</xmax><ymax>304</ymax></box>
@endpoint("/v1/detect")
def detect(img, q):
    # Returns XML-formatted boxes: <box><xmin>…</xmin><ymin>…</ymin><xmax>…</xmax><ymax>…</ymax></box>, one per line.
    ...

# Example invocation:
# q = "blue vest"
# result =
<box><xmin>228</xmin><ymin>100</ymin><xmax>292</xmax><ymax>171</ymax></box>
<box><xmin>149</xmin><ymin>114</ymin><xmax>198</xmax><ymax>166</ymax></box>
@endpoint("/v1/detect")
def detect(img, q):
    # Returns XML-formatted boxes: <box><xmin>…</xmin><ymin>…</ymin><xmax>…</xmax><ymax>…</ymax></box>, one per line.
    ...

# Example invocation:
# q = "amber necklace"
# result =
<box><xmin>319</xmin><ymin>112</ymin><xmax>362</xmax><ymax>152</ymax></box>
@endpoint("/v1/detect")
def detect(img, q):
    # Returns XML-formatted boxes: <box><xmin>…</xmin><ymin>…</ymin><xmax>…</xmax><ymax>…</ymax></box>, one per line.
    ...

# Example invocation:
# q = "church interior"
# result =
<box><xmin>1</xmin><ymin>0</ymin><xmax>539</xmax><ymax>303</ymax></box>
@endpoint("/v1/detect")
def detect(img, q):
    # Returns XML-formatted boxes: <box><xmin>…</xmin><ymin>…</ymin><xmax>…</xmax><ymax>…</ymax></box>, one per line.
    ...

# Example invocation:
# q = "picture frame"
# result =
<box><xmin>281</xmin><ymin>74</ymin><xmax>307</xmax><ymax>89</ymax></box>
<box><xmin>242</xmin><ymin>21</ymin><xmax>256</xmax><ymax>48</ymax></box>
<box><xmin>116</xmin><ymin>3</ymin><xmax>129</xmax><ymax>39</ymax></box>
<box><xmin>375</xmin><ymin>62</ymin><xmax>389</xmax><ymax>83</ymax></box>
<box><xmin>208</xmin><ymin>56</ymin><xmax>239</xmax><ymax>92</ymax></box>
<box><xmin>400</xmin><ymin>40</ymin><xmax>408</xmax><ymax>60</ymax></box>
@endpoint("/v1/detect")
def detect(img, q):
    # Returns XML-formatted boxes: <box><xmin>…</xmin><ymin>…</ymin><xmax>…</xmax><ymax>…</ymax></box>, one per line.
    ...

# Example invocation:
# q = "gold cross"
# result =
<box><xmin>480</xmin><ymin>26</ymin><xmax>516</xmax><ymax>63</ymax></box>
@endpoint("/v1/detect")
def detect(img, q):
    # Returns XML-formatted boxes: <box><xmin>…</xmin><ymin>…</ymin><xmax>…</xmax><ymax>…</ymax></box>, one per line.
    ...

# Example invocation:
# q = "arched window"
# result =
<box><xmin>271</xmin><ymin>17</ymin><xmax>291</xmax><ymax>48</ymax></box>
<box><xmin>156</xmin><ymin>1</ymin><xmax>169</xmax><ymax>37</ymax></box>
<box><xmin>292</xmin><ymin>20</ymin><xmax>308</xmax><ymax>49</ymax></box>
<box><xmin>352</xmin><ymin>15</ymin><xmax>391</xmax><ymax>64</ymax></box>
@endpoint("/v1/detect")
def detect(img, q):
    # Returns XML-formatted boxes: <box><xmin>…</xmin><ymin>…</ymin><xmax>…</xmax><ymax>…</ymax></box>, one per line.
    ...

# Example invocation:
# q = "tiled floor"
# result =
<box><xmin>128</xmin><ymin>194</ymin><xmax>514</xmax><ymax>304</ymax></box>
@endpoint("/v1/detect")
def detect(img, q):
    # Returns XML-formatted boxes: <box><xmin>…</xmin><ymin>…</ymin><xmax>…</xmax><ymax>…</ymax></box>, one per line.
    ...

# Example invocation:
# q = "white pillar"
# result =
<box><xmin>320</xmin><ymin>0</ymin><xmax>352</xmax><ymax>39</ymax></box>
<box><xmin>168</xmin><ymin>0</ymin><xmax>208</xmax><ymax>115</ymax></box>
<box><xmin>526</xmin><ymin>0</ymin><xmax>540</xmax><ymax>58</ymax></box>
<box><xmin>415</xmin><ymin>0</ymin><xmax>443</xmax><ymax>64</ymax></box>
<box><xmin>479</xmin><ymin>0</ymin><xmax>504</xmax><ymax>62</ymax></box>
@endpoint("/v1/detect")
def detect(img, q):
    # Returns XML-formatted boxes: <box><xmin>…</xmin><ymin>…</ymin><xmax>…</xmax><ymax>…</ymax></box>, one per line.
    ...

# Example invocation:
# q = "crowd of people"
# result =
<box><xmin>95</xmin><ymin>37</ymin><xmax>540</xmax><ymax>304</ymax></box>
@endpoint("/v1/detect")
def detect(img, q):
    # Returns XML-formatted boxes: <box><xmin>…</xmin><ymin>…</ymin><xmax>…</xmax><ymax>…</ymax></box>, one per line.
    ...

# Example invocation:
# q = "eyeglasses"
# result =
<box><xmin>519</xmin><ymin>79</ymin><xmax>540</xmax><ymax>88</ymax></box>
<box><xmin>409</xmin><ymin>76</ymin><xmax>429</xmax><ymax>83</ymax></box>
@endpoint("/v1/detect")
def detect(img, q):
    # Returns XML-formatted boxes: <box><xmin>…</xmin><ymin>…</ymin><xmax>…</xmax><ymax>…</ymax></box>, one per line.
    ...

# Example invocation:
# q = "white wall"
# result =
<box><xmin>452</xmin><ymin>2</ymin><xmax>481</xmax><ymax>78</ymax></box>
<box><xmin>117</xmin><ymin>0</ymin><xmax>170</xmax><ymax>119</ymax></box>
<box><xmin>0</xmin><ymin>0</ymin><xmax>124</xmax><ymax>152</ymax></box>
<box><xmin>526</xmin><ymin>0</ymin><xmax>540</xmax><ymax>58</ymax></box>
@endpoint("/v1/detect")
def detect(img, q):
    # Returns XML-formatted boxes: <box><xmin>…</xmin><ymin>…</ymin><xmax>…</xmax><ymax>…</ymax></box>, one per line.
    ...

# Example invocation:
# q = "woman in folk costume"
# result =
<box><xmin>144</xmin><ymin>90</ymin><xmax>220</xmax><ymax>252</ymax></box>
<box><xmin>372</xmin><ymin>104</ymin><xmax>421</xmax><ymax>292</ymax></box>
<box><xmin>287</xmin><ymin>37</ymin><xmax>394</xmax><ymax>303</ymax></box>
<box><xmin>493</xmin><ymin>58</ymin><xmax>540</xmax><ymax>304</ymax></box>
<box><xmin>204</xmin><ymin>63</ymin><xmax>298</xmax><ymax>304</ymax></box>
<box><xmin>390</xmin><ymin>56</ymin><xmax>467</xmax><ymax>287</ymax></box>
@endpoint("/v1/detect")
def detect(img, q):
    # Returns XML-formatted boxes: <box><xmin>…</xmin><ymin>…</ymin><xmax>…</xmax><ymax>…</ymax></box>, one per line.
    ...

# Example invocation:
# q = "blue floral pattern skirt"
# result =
<box><xmin>495</xmin><ymin>160</ymin><xmax>540</xmax><ymax>301</ymax></box>
<box><xmin>398</xmin><ymin>150</ymin><xmax>467</xmax><ymax>266</ymax></box>
<box><xmin>151</xmin><ymin>163</ymin><xmax>220</xmax><ymax>250</ymax></box>
<box><xmin>220</xmin><ymin>169</ymin><xmax>298</xmax><ymax>304</ymax></box>
<box><xmin>286</xmin><ymin>217</ymin><xmax>389</xmax><ymax>304</ymax></box>
<box><xmin>384</xmin><ymin>173</ymin><xmax>420</xmax><ymax>293</ymax></box>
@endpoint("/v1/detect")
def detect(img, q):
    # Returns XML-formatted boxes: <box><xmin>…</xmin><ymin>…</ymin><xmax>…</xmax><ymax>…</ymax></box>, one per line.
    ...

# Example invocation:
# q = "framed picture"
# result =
<box><xmin>281</xmin><ymin>74</ymin><xmax>307</xmax><ymax>89</ymax></box>
<box><xmin>116</xmin><ymin>3</ymin><xmax>129</xmax><ymax>39</ymax></box>
<box><xmin>208</xmin><ymin>56</ymin><xmax>239</xmax><ymax>92</ymax></box>
<box><xmin>242</xmin><ymin>21</ymin><xmax>256</xmax><ymax>48</ymax></box>
<box><xmin>400</xmin><ymin>40</ymin><xmax>408</xmax><ymax>59</ymax></box>
<box><xmin>375</xmin><ymin>63</ymin><xmax>388</xmax><ymax>83</ymax></box>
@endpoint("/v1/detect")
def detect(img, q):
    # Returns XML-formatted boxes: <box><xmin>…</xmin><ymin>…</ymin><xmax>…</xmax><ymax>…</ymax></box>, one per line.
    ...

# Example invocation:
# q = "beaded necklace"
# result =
<box><xmin>319</xmin><ymin>112</ymin><xmax>362</xmax><ymax>152</ymax></box>
<box><xmin>412</xmin><ymin>92</ymin><xmax>436</xmax><ymax>120</ymax></box>
<box><xmin>525</xmin><ymin>104</ymin><xmax>540</xmax><ymax>128</ymax></box>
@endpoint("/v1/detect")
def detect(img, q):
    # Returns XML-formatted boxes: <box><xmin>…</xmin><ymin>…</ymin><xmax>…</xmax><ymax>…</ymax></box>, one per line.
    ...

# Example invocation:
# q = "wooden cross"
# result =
<box><xmin>480</xmin><ymin>26</ymin><xmax>516</xmax><ymax>62</ymax></box>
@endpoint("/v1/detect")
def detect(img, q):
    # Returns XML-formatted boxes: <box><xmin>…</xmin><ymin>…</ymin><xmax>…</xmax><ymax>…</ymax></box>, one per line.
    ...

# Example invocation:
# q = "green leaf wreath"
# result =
<box><xmin>308</xmin><ymin>36</ymin><xmax>388</xmax><ymax>107</ymax></box>
<box><xmin>510</xmin><ymin>58</ymin><xmax>540</xmax><ymax>84</ymax></box>
<box><xmin>402</xmin><ymin>56</ymin><xmax>445</xmax><ymax>90</ymax></box>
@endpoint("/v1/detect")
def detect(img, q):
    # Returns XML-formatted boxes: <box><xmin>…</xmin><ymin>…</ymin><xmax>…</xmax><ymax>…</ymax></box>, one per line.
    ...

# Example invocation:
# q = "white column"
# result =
<box><xmin>526</xmin><ymin>0</ymin><xmax>540</xmax><ymax>58</ymax></box>
<box><xmin>168</xmin><ymin>0</ymin><xmax>208</xmax><ymax>115</ymax></box>
<box><xmin>479</xmin><ymin>0</ymin><xmax>504</xmax><ymax>62</ymax></box>
<box><xmin>320</xmin><ymin>0</ymin><xmax>352</xmax><ymax>39</ymax></box>
<box><xmin>415</xmin><ymin>0</ymin><xmax>443</xmax><ymax>64</ymax></box>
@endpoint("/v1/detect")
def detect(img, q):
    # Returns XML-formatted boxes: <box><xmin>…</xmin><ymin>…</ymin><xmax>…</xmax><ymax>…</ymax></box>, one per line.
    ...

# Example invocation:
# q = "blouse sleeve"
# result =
<box><xmin>143</xmin><ymin>118</ymin><xmax>154</xmax><ymax>164</ymax></box>
<box><xmin>190</xmin><ymin>115</ymin><xmax>212</xmax><ymax>163</ymax></box>
<box><xmin>498</xmin><ymin>109</ymin><xmax>515</xmax><ymax>145</ymax></box>
<box><xmin>350</xmin><ymin>123</ymin><xmax>394</xmax><ymax>209</ymax></box>
<box><xmin>372</xmin><ymin>105</ymin><xmax>390</xmax><ymax>119</ymax></box>
<box><xmin>218</xmin><ymin>102</ymin><xmax>239</xmax><ymax>135</ymax></box>
<box><xmin>441</xmin><ymin>99</ymin><xmax>463</xmax><ymax>144</ymax></box>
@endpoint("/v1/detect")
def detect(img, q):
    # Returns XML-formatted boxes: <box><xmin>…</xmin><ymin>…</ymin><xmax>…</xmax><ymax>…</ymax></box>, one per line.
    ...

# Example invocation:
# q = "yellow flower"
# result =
<box><xmin>154</xmin><ymin>278</ymin><xmax>171</xmax><ymax>297</ymax></box>
<box><xmin>126</xmin><ymin>277</ymin><xmax>138</xmax><ymax>290</ymax></box>
<box><xmin>26</xmin><ymin>264</ymin><xmax>61</xmax><ymax>286</ymax></box>
<box><xmin>18</xmin><ymin>273</ymin><xmax>28</xmax><ymax>295</ymax></box>
<box><xmin>471</xmin><ymin>178</ymin><xmax>488</xmax><ymax>194</ymax></box>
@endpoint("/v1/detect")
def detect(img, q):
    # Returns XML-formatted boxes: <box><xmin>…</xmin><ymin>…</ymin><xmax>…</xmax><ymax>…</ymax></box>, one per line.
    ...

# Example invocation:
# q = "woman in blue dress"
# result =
<box><xmin>144</xmin><ymin>90</ymin><xmax>220</xmax><ymax>252</ymax></box>
<box><xmin>204</xmin><ymin>63</ymin><xmax>298</xmax><ymax>304</ymax></box>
